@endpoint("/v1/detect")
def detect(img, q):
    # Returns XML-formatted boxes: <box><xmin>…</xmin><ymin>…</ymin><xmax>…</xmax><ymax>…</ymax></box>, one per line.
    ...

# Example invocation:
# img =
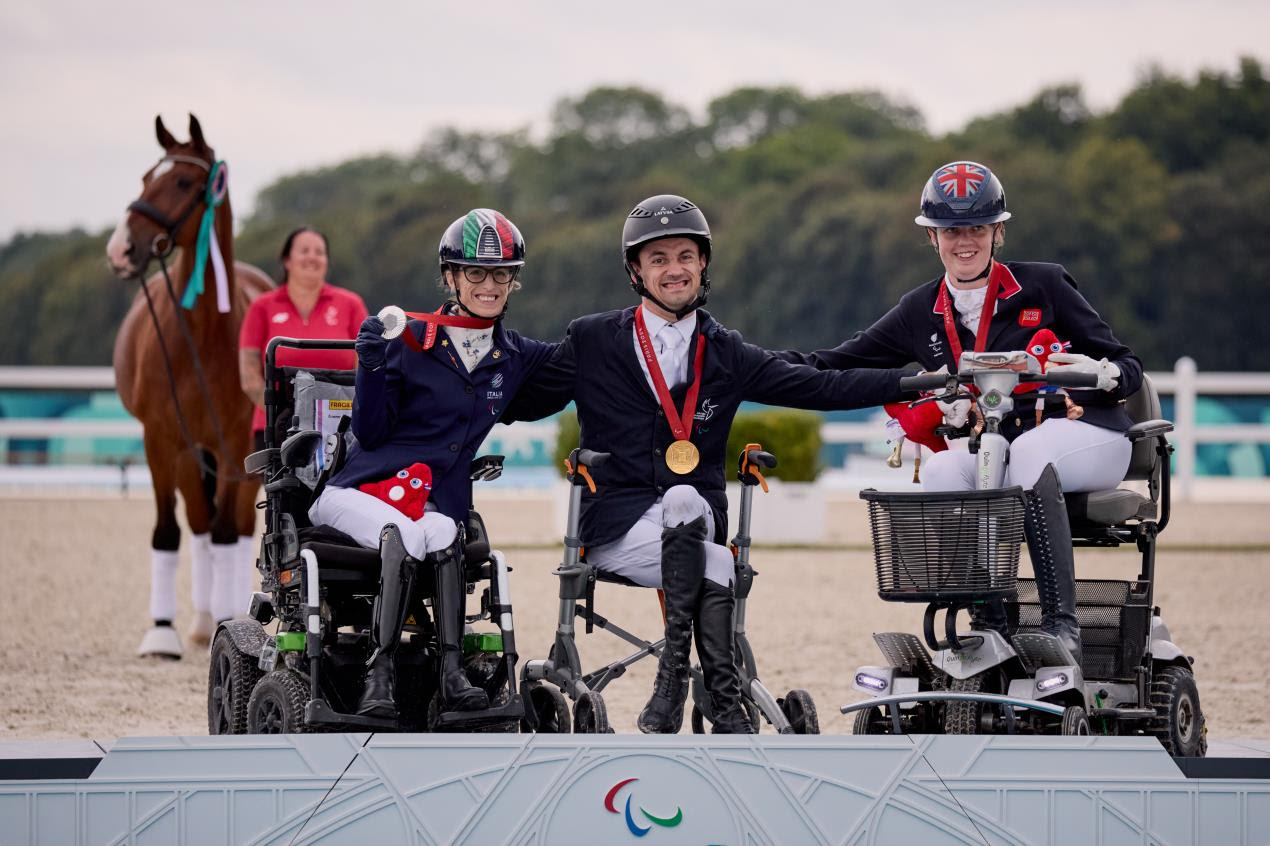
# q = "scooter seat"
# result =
<box><xmin>1066</xmin><ymin>489</ymin><xmax>1154</xmax><ymax>525</ymax></box>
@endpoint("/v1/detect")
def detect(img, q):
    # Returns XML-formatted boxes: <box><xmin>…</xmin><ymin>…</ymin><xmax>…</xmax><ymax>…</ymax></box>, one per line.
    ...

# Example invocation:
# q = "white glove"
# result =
<box><xmin>1047</xmin><ymin>352</ymin><xmax>1120</xmax><ymax>391</ymax></box>
<box><xmin>924</xmin><ymin>365</ymin><xmax>971</xmax><ymax>427</ymax></box>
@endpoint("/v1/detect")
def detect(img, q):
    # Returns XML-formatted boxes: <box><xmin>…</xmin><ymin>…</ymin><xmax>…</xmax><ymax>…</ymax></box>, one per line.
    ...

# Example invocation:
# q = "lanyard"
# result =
<box><xmin>633</xmin><ymin>307</ymin><xmax>706</xmax><ymax>441</ymax></box>
<box><xmin>934</xmin><ymin>263</ymin><xmax>1003</xmax><ymax>368</ymax></box>
<box><xmin>398</xmin><ymin>307</ymin><xmax>495</xmax><ymax>351</ymax></box>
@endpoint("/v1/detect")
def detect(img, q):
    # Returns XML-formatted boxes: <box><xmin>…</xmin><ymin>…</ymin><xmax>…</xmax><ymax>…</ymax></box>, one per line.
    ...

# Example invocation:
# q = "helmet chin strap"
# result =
<box><xmin>627</xmin><ymin>266</ymin><xmax>711</xmax><ymax>320</ymax></box>
<box><xmin>448</xmin><ymin>277</ymin><xmax>509</xmax><ymax>321</ymax></box>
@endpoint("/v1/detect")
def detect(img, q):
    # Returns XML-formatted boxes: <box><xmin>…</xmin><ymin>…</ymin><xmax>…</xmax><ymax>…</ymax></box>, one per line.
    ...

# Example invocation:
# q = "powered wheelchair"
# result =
<box><xmin>519</xmin><ymin>445</ymin><xmax>820</xmax><ymax>734</ymax></box>
<box><xmin>207</xmin><ymin>337</ymin><xmax>523</xmax><ymax>734</ymax></box>
<box><xmin>846</xmin><ymin>368</ymin><xmax>1206</xmax><ymax>756</ymax></box>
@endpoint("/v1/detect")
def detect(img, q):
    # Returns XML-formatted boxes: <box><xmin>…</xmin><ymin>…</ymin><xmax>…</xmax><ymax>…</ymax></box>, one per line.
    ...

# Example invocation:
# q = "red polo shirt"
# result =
<box><xmin>239</xmin><ymin>283</ymin><xmax>368</xmax><ymax>431</ymax></box>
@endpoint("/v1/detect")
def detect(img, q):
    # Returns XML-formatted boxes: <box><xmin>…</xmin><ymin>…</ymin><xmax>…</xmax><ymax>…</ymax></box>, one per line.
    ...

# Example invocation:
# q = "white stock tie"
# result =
<box><xmin>657</xmin><ymin>325</ymin><xmax>687</xmax><ymax>388</ymax></box>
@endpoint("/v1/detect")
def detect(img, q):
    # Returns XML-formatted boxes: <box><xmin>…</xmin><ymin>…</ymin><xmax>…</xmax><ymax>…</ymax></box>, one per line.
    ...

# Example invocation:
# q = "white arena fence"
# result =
<box><xmin>0</xmin><ymin>356</ymin><xmax>1268</xmax><ymax>501</ymax></box>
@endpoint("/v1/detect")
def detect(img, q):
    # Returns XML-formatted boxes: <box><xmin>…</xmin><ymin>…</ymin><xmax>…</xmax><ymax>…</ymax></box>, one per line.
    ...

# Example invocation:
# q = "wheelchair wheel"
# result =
<box><xmin>1060</xmin><ymin>705</ymin><xmax>1091</xmax><ymax>736</ymax></box>
<box><xmin>521</xmin><ymin>681</ymin><xmax>571</xmax><ymax>733</ymax></box>
<box><xmin>1149</xmin><ymin>666</ymin><xmax>1207</xmax><ymax>757</ymax></box>
<box><xmin>208</xmin><ymin>629</ymin><xmax>264</xmax><ymax>735</ymax></box>
<box><xmin>572</xmin><ymin>691</ymin><xmax>613</xmax><ymax>734</ymax></box>
<box><xmin>779</xmin><ymin>690</ymin><xmax>820</xmax><ymax>735</ymax></box>
<box><xmin>246</xmin><ymin>670</ymin><xmax>310</xmax><ymax>734</ymax></box>
<box><xmin>690</xmin><ymin>704</ymin><xmax>706</xmax><ymax>735</ymax></box>
<box><xmin>852</xmin><ymin>706</ymin><xmax>892</xmax><ymax>735</ymax></box>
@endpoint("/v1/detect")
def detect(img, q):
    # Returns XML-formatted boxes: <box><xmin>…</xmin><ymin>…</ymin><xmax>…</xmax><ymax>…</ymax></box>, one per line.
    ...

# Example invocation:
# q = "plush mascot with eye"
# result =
<box><xmin>359</xmin><ymin>463</ymin><xmax>433</xmax><ymax>520</ymax></box>
<box><xmin>1021</xmin><ymin>328</ymin><xmax>1082</xmax><ymax>424</ymax></box>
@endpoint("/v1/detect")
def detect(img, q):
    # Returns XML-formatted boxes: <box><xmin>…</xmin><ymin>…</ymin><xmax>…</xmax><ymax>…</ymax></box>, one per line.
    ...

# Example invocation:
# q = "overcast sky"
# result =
<box><xmin>2</xmin><ymin>1</ymin><xmax>1267</xmax><ymax>241</ymax></box>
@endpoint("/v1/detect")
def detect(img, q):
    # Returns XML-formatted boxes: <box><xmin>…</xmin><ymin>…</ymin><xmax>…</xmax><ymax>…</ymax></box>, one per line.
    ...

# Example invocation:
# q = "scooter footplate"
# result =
<box><xmin>1010</xmin><ymin>632</ymin><xmax>1077</xmax><ymax>672</ymax></box>
<box><xmin>873</xmin><ymin>632</ymin><xmax>944</xmax><ymax>686</ymax></box>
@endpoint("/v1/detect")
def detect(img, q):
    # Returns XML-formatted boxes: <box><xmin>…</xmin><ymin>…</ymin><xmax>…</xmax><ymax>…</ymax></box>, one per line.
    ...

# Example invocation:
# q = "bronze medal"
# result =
<box><xmin>665</xmin><ymin>439</ymin><xmax>700</xmax><ymax>474</ymax></box>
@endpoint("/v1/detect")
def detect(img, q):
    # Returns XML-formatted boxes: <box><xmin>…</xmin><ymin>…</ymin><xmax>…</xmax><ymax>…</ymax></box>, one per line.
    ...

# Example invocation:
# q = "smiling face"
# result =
<box><xmin>282</xmin><ymin>230</ymin><xmax>329</xmax><ymax>287</ymax></box>
<box><xmin>446</xmin><ymin>265</ymin><xmax>514</xmax><ymax>318</ymax></box>
<box><xmin>928</xmin><ymin>224</ymin><xmax>1001</xmax><ymax>287</ymax></box>
<box><xmin>632</xmin><ymin>236</ymin><xmax>706</xmax><ymax>320</ymax></box>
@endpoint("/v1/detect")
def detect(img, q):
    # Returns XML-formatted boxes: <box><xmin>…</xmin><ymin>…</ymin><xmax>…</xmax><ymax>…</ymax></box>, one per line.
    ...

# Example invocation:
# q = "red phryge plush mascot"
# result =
<box><xmin>359</xmin><ymin>463</ymin><xmax>433</xmax><ymax>520</ymax></box>
<box><xmin>1022</xmin><ymin>328</ymin><xmax>1082</xmax><ymax>424</ymax></box>
<box><xmin>883</xmin><ymin>397</ymin><xmax>949</xmax><ymax>483</ymax></box>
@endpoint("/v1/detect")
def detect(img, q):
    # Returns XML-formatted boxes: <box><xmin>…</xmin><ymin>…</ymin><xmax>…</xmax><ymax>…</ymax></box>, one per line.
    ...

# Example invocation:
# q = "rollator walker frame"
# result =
<box><xmin>519</xmin><ymin>445</ymin><xmax>819</xmax><ymax>734</ymax></box>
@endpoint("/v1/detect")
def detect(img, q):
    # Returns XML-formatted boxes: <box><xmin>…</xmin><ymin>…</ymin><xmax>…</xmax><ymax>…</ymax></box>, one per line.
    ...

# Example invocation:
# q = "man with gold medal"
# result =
<box><xmin>505</xmin><ymin>195</ymin><xmax>913</xmax><ymax>733</ymax></box>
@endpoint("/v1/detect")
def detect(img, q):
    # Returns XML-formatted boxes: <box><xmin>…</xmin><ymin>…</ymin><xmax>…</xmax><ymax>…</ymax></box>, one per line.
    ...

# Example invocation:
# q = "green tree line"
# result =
<box><xmin>3</xmin><ymin>59</ymin><xmax>1268</xmax><ymax>370</ymax></box>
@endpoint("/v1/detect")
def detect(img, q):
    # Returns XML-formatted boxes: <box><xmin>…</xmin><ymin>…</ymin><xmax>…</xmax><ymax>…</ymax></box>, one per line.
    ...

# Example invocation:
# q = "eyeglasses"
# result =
<box><xmin>458</xmin><ymin>265</ymin><xmax>518</xmax><ymax>286</ymax></box>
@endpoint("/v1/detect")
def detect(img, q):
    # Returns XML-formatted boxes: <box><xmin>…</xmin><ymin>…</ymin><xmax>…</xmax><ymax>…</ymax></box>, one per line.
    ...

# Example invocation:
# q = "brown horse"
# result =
<box><xmin>106</xmin><ymin>114</ymin><xmax>273</xmax><ymax>658</ymax></box>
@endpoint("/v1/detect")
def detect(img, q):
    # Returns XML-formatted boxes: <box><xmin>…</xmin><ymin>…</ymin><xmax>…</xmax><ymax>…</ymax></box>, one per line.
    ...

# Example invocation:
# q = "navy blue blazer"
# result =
<box><xmin>328</xmin><ymin>316</ymin><xmax>555</xmax><ymax>524</ymax></box>
<box><xmin>503</xmin><ymin>306</ymin><xmax>911</xmax><ymax>547</ymax></box>
<box><xmin>776</xmin><ymin>262</ymin><xmax>1143</xmax><ymax>439</ymax></box>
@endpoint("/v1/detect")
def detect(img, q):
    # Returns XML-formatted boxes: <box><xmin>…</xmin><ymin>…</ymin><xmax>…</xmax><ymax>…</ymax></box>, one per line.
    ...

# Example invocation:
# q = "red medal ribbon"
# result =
<box><xmin>633</xmin><ymin>307</ymin><xmax>707</xmax><ymax>441</ymax></box>
<box><xmin>934</xmin><ymin>261</ymin><xmax>1004</xmax><ymax>369</ymax></box>
<box><xmin>398</xmin><ymin>307</ymin><xmax>496</xmax><ymax>351</ymax></box>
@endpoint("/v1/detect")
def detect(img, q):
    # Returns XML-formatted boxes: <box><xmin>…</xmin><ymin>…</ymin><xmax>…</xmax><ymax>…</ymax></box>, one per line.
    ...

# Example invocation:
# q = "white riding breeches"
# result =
<box><xmin>587</xmin><ymin>485</ymin><xmax>735</xmax><ymax>589</ymax></box>
<box><xmin>921</xmin><ymin>418</ymin><xmax>1132</xmax><ymax>493</ymax></box>
<box><xmin>309</xmin><ymin>485</ymin><xmax>458</xmax><ymax>559</ymax></box>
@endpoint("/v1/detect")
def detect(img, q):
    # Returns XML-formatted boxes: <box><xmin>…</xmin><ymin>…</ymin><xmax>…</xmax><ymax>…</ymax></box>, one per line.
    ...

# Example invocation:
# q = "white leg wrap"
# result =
<box><xmin>210</xmin><ymin>542</ymin><xmax>240</xmax><ymax>622</ymax></box>
<box><xmin>189</xmin><ymin>533</ymin><xmax>212</xmax><ymax>614</ymax></box>
<box><xmin>148</xmin><ymin>548</ymin><xmax>180</xmax><ymax>623</ymax></box>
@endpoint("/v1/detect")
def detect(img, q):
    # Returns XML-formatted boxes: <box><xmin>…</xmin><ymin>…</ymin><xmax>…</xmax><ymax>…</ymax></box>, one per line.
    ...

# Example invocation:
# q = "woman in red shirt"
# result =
<box><xmin>239</xmin><ymin>227</ymin><xmax>368</xmax><ymax>441</ymax></box>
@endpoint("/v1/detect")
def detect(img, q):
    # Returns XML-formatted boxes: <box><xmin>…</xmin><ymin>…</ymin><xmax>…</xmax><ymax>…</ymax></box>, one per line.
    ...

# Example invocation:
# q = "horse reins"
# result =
<box><xmin>130</xmin><ymin>153</ymin><xmax>249</xmax><ymax>483</ymax></box>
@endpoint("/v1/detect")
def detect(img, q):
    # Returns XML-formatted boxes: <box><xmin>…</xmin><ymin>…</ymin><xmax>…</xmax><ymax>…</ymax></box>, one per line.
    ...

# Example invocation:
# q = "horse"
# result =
<box><xmin>106</xmin><ymin>114</ymin><xmax>273</xmax><ymax>658</ymax></box>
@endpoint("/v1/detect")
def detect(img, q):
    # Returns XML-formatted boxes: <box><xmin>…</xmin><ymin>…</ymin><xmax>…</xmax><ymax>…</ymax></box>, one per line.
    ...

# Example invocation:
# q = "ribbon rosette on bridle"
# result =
<box><xmin>180</xmin><ymin>160</ymin><xmax>231</xmax><ymax>313</ymax></box>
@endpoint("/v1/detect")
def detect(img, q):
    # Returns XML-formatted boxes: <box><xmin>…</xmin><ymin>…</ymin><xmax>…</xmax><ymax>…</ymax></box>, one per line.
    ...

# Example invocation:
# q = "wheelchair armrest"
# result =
<box><xmin>244</xmin><ymin>448</ymin><xmax>278</xmax><ymax>476</ymax></box>
<box><xmin>280</xmin><ymin>430</ymin><xmax>322</xmax><ymax>469</ymax></box>
<box><xmin>1125</xmin><ymin>419</ymin><xmax>1174</xmax><ymax>441</ymax></box>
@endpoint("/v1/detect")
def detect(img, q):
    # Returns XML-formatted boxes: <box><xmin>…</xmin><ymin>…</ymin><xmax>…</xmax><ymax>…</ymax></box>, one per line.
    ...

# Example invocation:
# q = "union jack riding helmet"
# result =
<box><xmin>438</xmin><ymin>208</ymin><xmax>526</xmax><ymax>267</ymax></box>
<box><xmin>915</xmin><ymin>161</ymin><xmax>1011</xmax><ymax>227</ymax></box>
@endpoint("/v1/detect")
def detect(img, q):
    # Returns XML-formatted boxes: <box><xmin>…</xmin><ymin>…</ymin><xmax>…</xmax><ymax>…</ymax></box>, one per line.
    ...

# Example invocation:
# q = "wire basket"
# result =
<box><xmin>860</xmin><ymin>487</ymin><xmax>1027</xmax><ymax>603</ymax></box>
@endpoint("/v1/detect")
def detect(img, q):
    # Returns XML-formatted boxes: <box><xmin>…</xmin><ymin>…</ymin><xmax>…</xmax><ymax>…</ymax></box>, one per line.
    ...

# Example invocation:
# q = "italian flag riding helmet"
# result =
<box><xmin>438</xmin><ymin>208</ymin><xmax>526</xmax><ymax>267</ymax></box>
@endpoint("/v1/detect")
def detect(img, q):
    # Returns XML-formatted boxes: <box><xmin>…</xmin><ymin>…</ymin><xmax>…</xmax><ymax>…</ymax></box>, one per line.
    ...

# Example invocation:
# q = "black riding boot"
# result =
<box><xmin>429</xmin><ymin>538</ymin><xmax>489</xmax><ymax>712</ymax></box>
<box><xmin>358</xmin><ymin>525</ymin><xmax>416</xmax><ymax>718</ymax></box>
<box><xmin>1024</xmin><ymin>464</ymin><xmax>1082</xmax><ymax>667</ymax></box>
<box><xmin>695</xmin><ymin>580</ymin><xmax>755</xmax><ymax>734</ymax></box>
<box><xmin>638</xmin><ymin>516</ymin><xmax>707</xmax><ymax>734</ymax></box>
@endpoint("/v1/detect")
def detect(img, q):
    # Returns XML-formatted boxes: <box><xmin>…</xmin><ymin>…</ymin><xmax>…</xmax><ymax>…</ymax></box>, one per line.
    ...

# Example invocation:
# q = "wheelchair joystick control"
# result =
<box><xmin>378</xmin><ymin>305</ymin><xmax>407</xmax><ymax>340</ymax></box>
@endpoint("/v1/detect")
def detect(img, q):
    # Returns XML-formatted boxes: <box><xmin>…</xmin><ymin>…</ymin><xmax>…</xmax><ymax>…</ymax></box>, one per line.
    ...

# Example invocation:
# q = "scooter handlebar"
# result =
<box><xmin>746</xmin><ymin>449</ymin><xmax>777</xmax><ymax>469</ymax></box>
<box><xmin>900</xmin><ymin>372</ymin><xmax>955</xmax><ymax>392</ymax></box>
<box><xmin>1042</xmin><ymin>370</ymin><xmax>1100</xmax><ymax>389</ymax></box>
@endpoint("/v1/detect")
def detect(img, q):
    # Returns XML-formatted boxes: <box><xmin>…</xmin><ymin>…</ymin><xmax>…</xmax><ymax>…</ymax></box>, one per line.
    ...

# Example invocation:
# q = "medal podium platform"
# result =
<box><xmin>2</xmin><ymin>734</ymin><xmax>1267</xmax><ymax>845</ymax></box>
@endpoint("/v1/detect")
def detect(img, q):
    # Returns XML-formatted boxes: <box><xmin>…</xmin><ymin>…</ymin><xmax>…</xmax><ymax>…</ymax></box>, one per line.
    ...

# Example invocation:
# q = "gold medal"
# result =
<box><xmin>665</xmin><ymin>439</ymin><xmax>700</xmax><ymax>474</ymax></box>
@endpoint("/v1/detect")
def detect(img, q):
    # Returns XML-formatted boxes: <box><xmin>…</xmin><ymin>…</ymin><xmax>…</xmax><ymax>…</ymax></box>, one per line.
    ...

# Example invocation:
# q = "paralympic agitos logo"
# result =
<box><xmin>604</xmin><ymin>778</ymin><xmax>684</xmax><ymax>837</ymax></box>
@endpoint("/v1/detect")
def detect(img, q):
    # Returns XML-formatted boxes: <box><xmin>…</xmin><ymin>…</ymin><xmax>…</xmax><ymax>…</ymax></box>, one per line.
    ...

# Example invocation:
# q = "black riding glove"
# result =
<box><xmin>356</xmin><ymin>315</ymin><xmax>388</xmax><ymax>371</ymax></box>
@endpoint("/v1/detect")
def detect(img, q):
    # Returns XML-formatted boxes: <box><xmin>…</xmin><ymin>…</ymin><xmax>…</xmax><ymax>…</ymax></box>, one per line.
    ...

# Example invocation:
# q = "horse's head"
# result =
<box><xmin>106</xmin><ymin>114</ymin><xmax>222</xmax><ymax>279</ymax></box>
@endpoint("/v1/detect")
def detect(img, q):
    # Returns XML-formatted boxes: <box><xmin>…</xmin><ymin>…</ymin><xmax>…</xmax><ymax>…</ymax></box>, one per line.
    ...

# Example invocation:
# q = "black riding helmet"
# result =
<box><xmin>622</xmin><ymin>194</ymin><xmax>711</xmax><ymax>319</ymax></box>
<box><xmin>438</xmin><ymin>208</ymin><xmax>525</xmax><ymax>319</ymax></box>
<box><xmin>915</xmin><ymin>161</ymin><xmax>1011</xmax><ymax>228</ymax></box>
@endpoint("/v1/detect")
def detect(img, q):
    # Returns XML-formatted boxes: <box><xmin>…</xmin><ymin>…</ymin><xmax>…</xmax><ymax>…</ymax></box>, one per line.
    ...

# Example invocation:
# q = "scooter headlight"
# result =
<box><xmin>855</xmin><ymin>673</ymin><xmax>889</xmax><ymax>692</ymax></box>
<box><xmin>1036</xmin><ymin>673</ymin><xmax>1069</xmax><ymax>693</ymax></box>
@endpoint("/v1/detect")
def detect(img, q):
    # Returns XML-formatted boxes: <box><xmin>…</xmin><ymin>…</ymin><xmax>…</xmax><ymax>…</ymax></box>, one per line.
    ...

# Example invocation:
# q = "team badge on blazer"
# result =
<box><xmin>1019</xmin><ymin>309</ymin><xmax>1042</xmax><ymax>327</ymax></box>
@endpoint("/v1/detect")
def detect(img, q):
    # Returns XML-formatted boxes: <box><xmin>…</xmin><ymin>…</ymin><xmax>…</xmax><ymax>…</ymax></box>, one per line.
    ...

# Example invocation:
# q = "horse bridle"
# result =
<box><xmin>127</xmin><ymin>154</ymin><xmax>215</xmax><ymax>260</ymax></box>
<box><xmin>127</xmin><ymin>152</ymin><xmax>250</xmax><ymax>482</ymax></box>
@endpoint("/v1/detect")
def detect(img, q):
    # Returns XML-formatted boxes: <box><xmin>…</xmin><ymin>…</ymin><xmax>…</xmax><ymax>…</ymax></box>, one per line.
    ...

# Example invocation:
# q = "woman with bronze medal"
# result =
<box><xmin>503</xmin><ymin>195</ymin><xmax>914</xmax><ymax>733</ymax></box>
<box><xmin>309</xmin><ymin>209</ymin><xmax>557</xmax><ymax>721</ymax></box>
<box><xmin>778</xmin><ymin>162</ymin><xmax>1144</xmax><ymax>664</ymax></box>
